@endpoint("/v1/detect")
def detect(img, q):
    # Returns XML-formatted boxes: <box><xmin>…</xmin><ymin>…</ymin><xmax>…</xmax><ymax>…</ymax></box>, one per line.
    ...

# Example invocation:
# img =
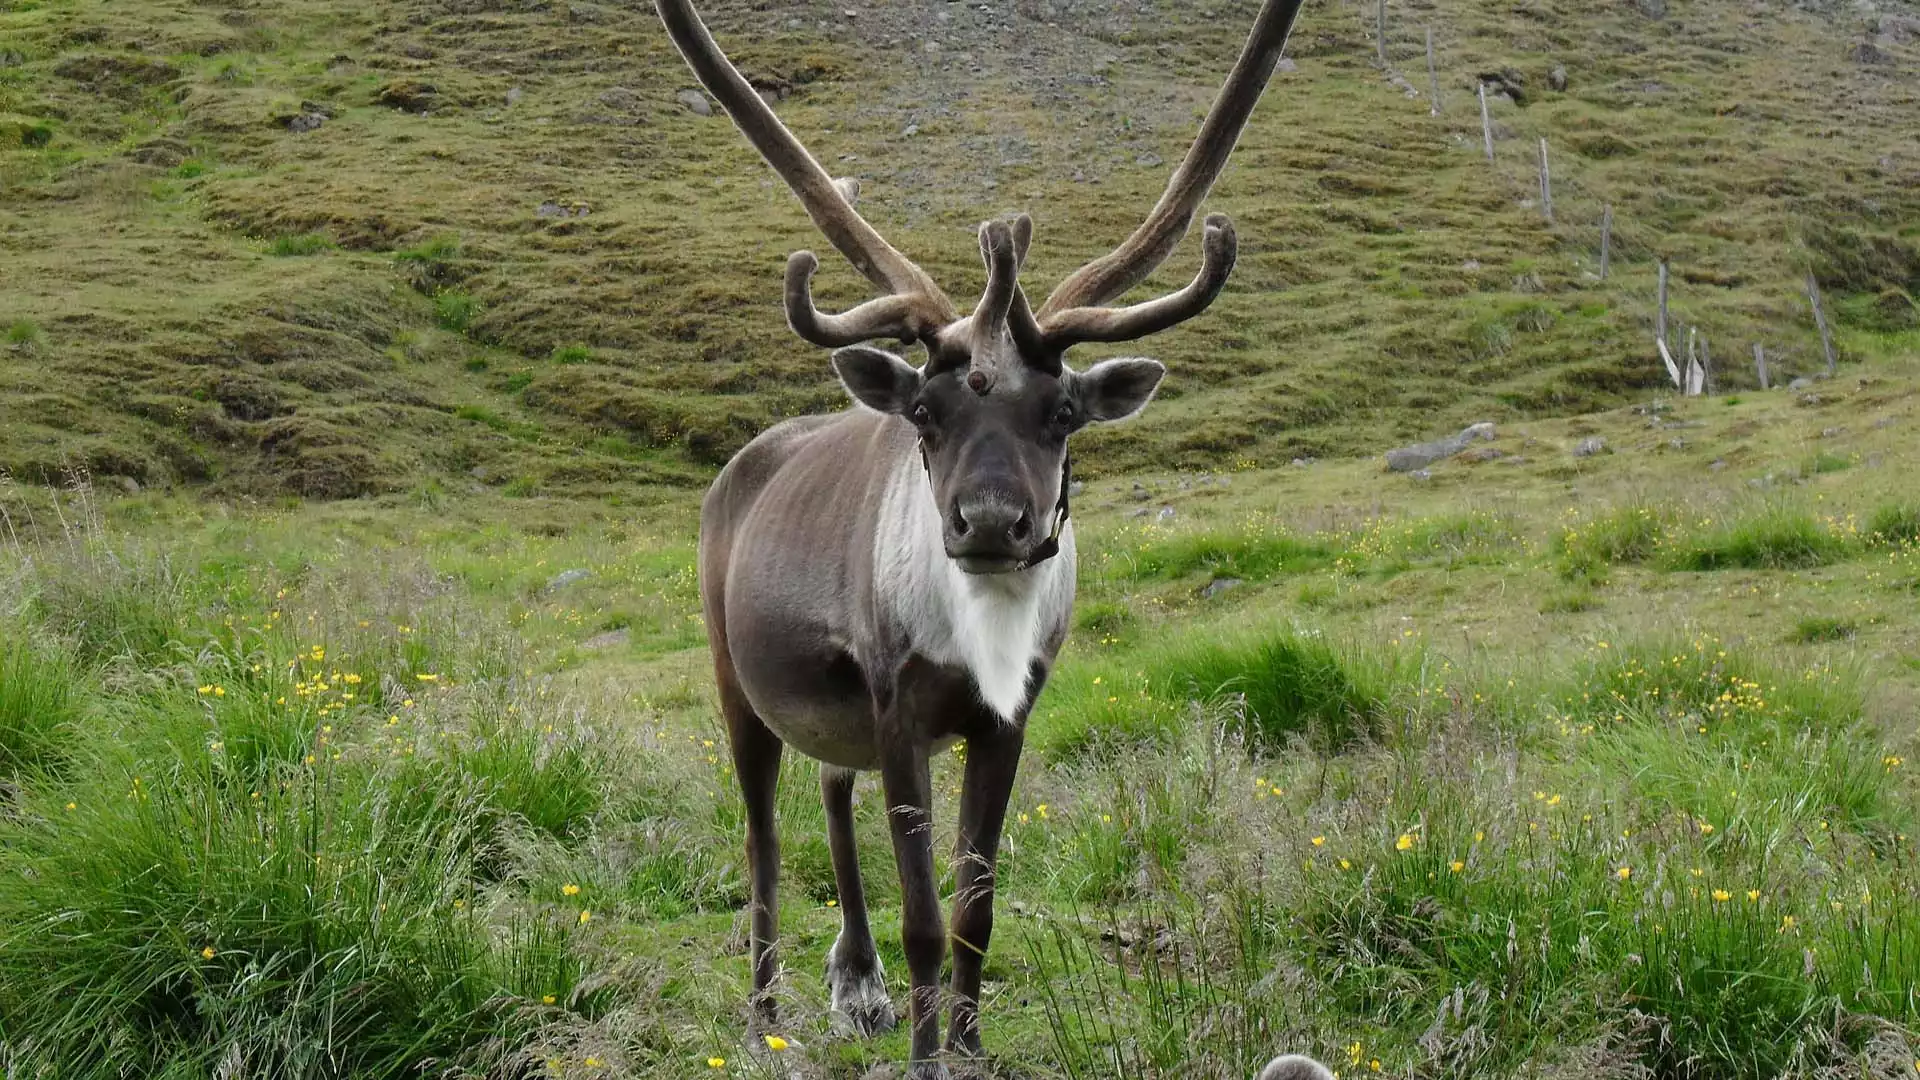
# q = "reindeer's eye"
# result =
<box><xmin>910</xmin><ymin>403</ymin><xmax>931</xmax><ymax>427</ymax></box>
<box><xmin>1052</xmin><ymin>403</ymin><xmax>1075</xmax><ymax>427</ymax></box>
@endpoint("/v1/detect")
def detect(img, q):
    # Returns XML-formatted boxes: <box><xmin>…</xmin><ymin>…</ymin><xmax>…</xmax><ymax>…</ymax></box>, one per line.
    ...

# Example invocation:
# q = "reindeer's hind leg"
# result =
<box><xmin>821</xmin><ymin>765</ymin><xmax>897</xmax><ymax>1036</ymax></box>
<box><xmin>718</xmin><ymin>666</ymin><xmax>784</xmax><ymax>1028</ymax></box>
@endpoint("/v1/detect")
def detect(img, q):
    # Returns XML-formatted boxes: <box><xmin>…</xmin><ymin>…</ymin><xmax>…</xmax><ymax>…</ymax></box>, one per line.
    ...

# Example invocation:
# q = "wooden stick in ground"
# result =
<box><xmin>1426</xmin><ymin>26</ymin><xmax>1440</xmax><ymax>115</ymax></box>
<box><xmin>1657</xmin><ymin>336</ymin><xmax>1682</xmax><ymax>389</ymax></box>
<box><xmin>1656</xmin><ymin>259</ymin><xmax>1669</xmax><ymax>353</ymax></box>
<box><xmin>1377</xmin><ymin>0</ymin><xmax>1388</xmax><ymax>67</ymax></box>
<box><xmin>1685</xmin><ymin>326</ymin><xmax>1703</xmax><ymax>396</ymax></box>
<box><xmin>1701</xmin><ymin>332</ymin><xmax>1713</xmax><ymax>395</ymax></box>
<box><xmin>1479</xmin><ymin>83</ymin><xmax>1493</xmax><ymax>161</ymax></box>
<box><xmin>1599</xmin><ymin>204</ymin><xmax>1612</xmax><ymax>280</ymax></box>
<box><xmin>1807</xmin><ymin>272</ymin><xmax>1836</xmax><ymax>376</ymax></box>
<box><xmin>1538</xmin><ymin>138</ymin><xmax>1553</xmax><ymax>223</ymax></box>
<box><xmin>1754</xmin><ymin>342</ymin><xmax>1769</xmax><ymax>389</ymax></box>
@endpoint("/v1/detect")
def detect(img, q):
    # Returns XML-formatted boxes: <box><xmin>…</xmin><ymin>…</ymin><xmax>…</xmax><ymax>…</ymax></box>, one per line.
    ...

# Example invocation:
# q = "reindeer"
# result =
<box><xmin>657</xmin><ymin>1</ymin><xmax>1310</xmax><ymax>1075</ymax></box>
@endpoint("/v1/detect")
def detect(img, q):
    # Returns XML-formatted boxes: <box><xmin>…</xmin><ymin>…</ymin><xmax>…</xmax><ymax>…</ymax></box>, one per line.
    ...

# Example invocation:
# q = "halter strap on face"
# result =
<box><xmin>1013</xmin><ymin>448</ymin><xmax>1071</xmax><ymax>571</ymax></box>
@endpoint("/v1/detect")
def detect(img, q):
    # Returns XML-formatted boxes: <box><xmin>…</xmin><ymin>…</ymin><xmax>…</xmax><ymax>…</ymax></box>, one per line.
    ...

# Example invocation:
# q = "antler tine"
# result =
<box><xmin>971</xmin><ymin>220</ymin><xmax>1020</xmax><ymax>335</ymax></box>
<box><xmin>656</xmin><ymin>1</ymin><xmax>958</xmax><ymax>340</ymax></box>
<box><xmin>1004</xmin><ymin>214</ymin><xmax>1051</xmax><ymax>363</ymax></box>
<box><xmin>785</xmin><ymin>251</ymin><xmax>947</xmax><ymax>347</ymax></box>
<box><xmin>1037</xmin><ymin>0</ymin><xmax>1304</xmax><ymax>320</ymax></box>
<box><xmin>1039</xmin><ymin>214</ymin><xmax>1237</xmax><ymax>347</ymax></box>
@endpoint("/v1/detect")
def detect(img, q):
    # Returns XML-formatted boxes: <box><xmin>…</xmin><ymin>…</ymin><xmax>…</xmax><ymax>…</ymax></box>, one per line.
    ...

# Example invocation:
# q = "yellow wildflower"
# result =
<box><xmin>1449</xmin><ymin>860</ymin><xmax>1465</xmax><ymax>873</ymax></box>
<box><xmin>763</xmin><ymin>1035</ymin><xmax>789</xmax><ymax>1051</ymax></box>
<box><xmin>562</xmin><ymin>883</ymin><xmax>581</xmax><ymax>897</ymax></box>
<box><xmin>1712</xmin><ymin>889</ymin><xmax>1731</xmax><ymax>903</ymax></box>
<box><xmin>1311</xmin><ymin>836</ymin><xmax>1326</xmax><ymax>847</ymax></box>
<box><xmin>578</xmin><ymin>909</ymin><xmax>592</xmax><ymax>925</ymax></box>
<box><xmin>542</xmin><ymin>994</ymin><xmax>556</xmax><ymax>1004</ymax></box>
<box><xmin>1395</xmin><ymin>833</ymin><xmax>1414</xmax><ymax>851</ymax></box>
<box><xmin>708</xmin><ymin>1058</ymin><xmax>726</xmax><ymax>1069</ymax></box>
<box><xmin>1617</xmin><ymin>866</ymin><xmax>1632</xmax><ymax>880</ymax></box>
<box><xmin>201</xmin><ymin>946</ymin><xmax>215</xmax><ymax>959</ymax></box>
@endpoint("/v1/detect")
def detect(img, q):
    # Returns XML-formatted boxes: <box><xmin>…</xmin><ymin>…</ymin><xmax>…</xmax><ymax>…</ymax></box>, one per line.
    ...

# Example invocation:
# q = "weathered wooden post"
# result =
<box><xmin>1684</xmin><ymin>326</ymin><xmax>1704</xmax><ymax>396</ymax></box>
<box><xmin>1377</xmin><ymin>0</ymin><xmax>1388</xmax><ymax>67</ymax></box>
<box><xmin>1426</xmin><ymin>26</ymin><xmax>1441</xmax><ymax>115</ymax></box>
<box><xmin>1807</xmin><ymin>273</ymin><xmax>1836</xmax><ymax>376</ymax></box>
<box><xmin>1657</xmin><ymin>259</ymin><xmax>1669</xmax><ymax>349</ymax></box>
<box><xmin>1538</xmin><ymin>138</ymin><xmax>1553</xmax><ymax>223</ymax></box>
<box><xmin>1599</xmin><ymin>204</ymin><xmax>1612</xmax><ymax>280</ymax></box>
<box><xmin>1754</xmin><ymin>343</ymin><xmax>1770</xmax><ymax>389</ymax></box>
<box><xmin>1700</xmin><ymin>332</ymin><xmax>1714</xmax><ymax>395</ymax></box>
<box><xmin>1479</xmin><ymin>83</ymin><xmax>1494</xmax><ymax>161</ymax></box>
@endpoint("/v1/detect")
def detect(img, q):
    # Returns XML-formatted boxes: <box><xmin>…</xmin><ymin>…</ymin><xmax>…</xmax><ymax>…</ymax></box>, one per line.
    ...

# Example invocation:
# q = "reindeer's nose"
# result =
<box><xmin>951</xmin><ymin>497</ymin><xmax>1033</xmax><ymax>546</ymax></box>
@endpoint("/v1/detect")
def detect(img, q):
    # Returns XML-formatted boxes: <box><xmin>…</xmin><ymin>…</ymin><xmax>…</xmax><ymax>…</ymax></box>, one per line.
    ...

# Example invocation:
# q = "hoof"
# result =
<box><xmin>1257</xmin><ymin>1054</ymin><xmax>1337</xmax><ymax>1080</ymax></box>
<box><xmin>826</xmin><ymin>947</ymin><xmax>896</xmax><ymax>1037</ymax></box>
<box><xmin>905</xmin><ymin>1063</ymin><xmax>951</xmax><ymax>1080</ymax></box>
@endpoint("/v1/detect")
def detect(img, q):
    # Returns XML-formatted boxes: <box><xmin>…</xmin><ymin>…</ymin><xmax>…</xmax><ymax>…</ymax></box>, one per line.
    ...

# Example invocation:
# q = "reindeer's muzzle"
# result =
<box><xmin>945</xmin><ymin>493</ymin><xmax>1039</xmax><ymax>575</ymax></box>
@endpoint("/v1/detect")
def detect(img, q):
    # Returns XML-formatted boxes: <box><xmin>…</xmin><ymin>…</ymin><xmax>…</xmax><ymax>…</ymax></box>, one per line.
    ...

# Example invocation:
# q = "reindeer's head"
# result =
<box><xmin>657</xmin><ymin>0</ymin><xmax>1304</xmax><ymax>573</ymax></box>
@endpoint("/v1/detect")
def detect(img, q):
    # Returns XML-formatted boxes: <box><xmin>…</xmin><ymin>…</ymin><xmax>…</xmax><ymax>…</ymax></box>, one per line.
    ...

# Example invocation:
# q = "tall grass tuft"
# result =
<box><xmin>1153</xmin><ymin>627</ymin><xmax>1400</xmax><ymax>753</ymax></box>
<box><xmin>0</xmin><ymin>740</ymin><xmax>600</xmax><ymax>1075</ymax></box>
<box><xmin>1867</xmin><ymin>502</ymin><xmax>1920</xmax><ymax>547</ymax></box>
<box><xmin>1664</xmin><ymin>504</ymin><xmax>1850</xmax><ymax>571</ymax></box>
<box><xmin>0</xmin><ymin>630</ymin><xmax>85</xmax><ymax>776</ymax></box>
<box><xmin>1556</xmin><ymin>501</ymin><xmax>1670</xmax><ymax>580</ymax></box>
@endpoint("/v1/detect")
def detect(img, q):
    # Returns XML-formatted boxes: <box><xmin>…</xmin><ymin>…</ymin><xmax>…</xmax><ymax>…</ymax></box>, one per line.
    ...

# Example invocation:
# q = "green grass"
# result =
<box><xmin>1869</xmin><ymin>502</ymin><xmax>1920</xmax><ymax>547</ymax></box>
<box><xmin>0</xmin><ymin>631</ymin><xmax>83</xmax><ymax>776</ymax></box>
<box><xmin>1</xmin><ymin>456</ymin><xmax>1918</xmax><ymax>1077</ymax></box>
<box><xmin>1791</xmin><ymin>615</ymin><xmax>1858</xmax><ymax>644</ymax></box>
<box><xmin>265</xmin><ymin>231</ymin><xmax>335</xmax><ymax>257</ymax></box>
<box><xmin>5</xmin><ymin>0</ymin><xmax>1918</xmax><ymax>497</ymax></box>
<box><xmin>434</xmin><ymin>291</ymin><xmax>480</xmax><ymax>333</ymax></box>
<box><xmin>1664</xmin><ymin>504</ymin><xmax>1852</xmax><ymax>572</ymax></box>
<box><xmin>4</xmin><ymin>318</ymin><xmax>43</xmax><ymax>350</ymax></box>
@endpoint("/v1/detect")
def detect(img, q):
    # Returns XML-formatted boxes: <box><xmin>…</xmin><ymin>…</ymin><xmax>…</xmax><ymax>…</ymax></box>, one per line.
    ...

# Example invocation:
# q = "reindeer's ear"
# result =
<box><xmin>1071</xmin><ymin>357</ymin><xmax>1166</xmax><ymax>423</ymax></box>
<box><xmin>832</xmin><ymin>345</ymin><xmax>923</xmax><ymax>414</ymax></box>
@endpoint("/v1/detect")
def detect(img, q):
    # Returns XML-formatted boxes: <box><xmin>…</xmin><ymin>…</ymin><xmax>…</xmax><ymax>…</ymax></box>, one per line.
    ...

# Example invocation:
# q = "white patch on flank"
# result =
<box><xmin>873</xmin><ymin>451</ymin><xmax>1074</xmax><ymax>723</ymax></box>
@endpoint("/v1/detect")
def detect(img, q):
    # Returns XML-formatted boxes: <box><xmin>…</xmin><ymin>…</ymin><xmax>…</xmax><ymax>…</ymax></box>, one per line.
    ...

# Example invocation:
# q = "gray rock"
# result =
<box><xmin>1849</xmin><ymin>41</ymin><xmax>1892</xmax><ymax>66</ymax></box>
<box><xmin>114</xmin><ymin>475</ymin><xmax>141</xmax><ymax>494</ymax></box>
<box><xmin>676</xmin><ymin>88</ymin><xmax>712</xmax><ymax>116</ymax></box>
<box><xmin>1788</xmin><ymin>377</ymin><xmax>1813</xmax><ymax>390</ymax></box>
<box><xmin>583</xmin><ymin>628</ymin><xmax>629</xmax><ymax>650</ymax></box>
<box><xmin>1276</xmin><ymin>57</ymin><xmax>1297</xmax><ymax>73</ymax></box>
<box><xmin>1881</xmin><ymin>15</ymin><xmax>1920</xmax><ymax>44</ymax></box>
<box><xmin>599</xmin><ymin>86</ymin><xmax>639</xmax><ymax>110</ymax></box>
<box><xmin>1384</xmin><ymin>421</ymin><xmax>1496</xmax><ymax>472</ymax></box>
<box><xmin>505</xmin><ymin>86</ymin><xmax>523</xmax><ymax>106</ymax></box>
<box><xmin>1155</xmin><ymin>506</ymin><xmax>1176</xmax><ymax>523</ymax></box>
<box><xmin>545</xmin><ymin>568</ymin><xmax>592</xmax><ymax>592</ymax></box>
<box><xmin>1130</xmin><ymin>482</ymin><xmax>1151</xmax><ymax>501</ymax></box>
<box><xmin>1409</xmin><ymin>469</ymin><xmax>1433</xmax><ymax>482</ymax></box>
<box><xmin>1200</xmin><ymin>578</ymin><xmax>1243</xmax><ymax>599</ymax></box>
<box><xmin>1548</xmin><ymin>64</ymin><xmax>1568</xmax><ymax>92</ymax></box>
<box><xmin>288</xmin><ymin>111</ymin><xmax>326</xmax><ymax>133</ymax></box>
<box><xmin>1573</xmin><ymin>436</ymin><xmax>1608</xmax><ymax>458</ymax></box>
<box><xmin>1067</xmin><ymin>480</ymin><xmax>1084</xmax><ymax>497</ymax></box>
<box><xmin>1291</xmin><ymin>456</ymin><xmax>1315</xmax><ymax>468</ymax></box>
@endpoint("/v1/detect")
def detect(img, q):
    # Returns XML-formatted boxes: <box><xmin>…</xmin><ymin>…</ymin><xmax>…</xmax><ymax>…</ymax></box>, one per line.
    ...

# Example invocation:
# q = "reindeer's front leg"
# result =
<box><xmin>945</xmin><ymin>715</ymin><xmax>1024</xmax><ymax>1060</ymax></box>
<box><xmin>878</xmin><ymin>711</ymin><xmax>947</xmax><ymax>1080</ymax></box>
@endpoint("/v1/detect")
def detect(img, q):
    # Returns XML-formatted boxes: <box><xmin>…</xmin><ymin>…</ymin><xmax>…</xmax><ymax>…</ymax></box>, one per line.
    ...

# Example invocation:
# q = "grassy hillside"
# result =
<box><xmin>3</xmin><ymin>0</ymin><xmax>1920</xmax><ymax>1076</ymax></box>
<box><xmin>3</xmin><ymin>0</ymin><xmax>1917</xmax><ymax>500</ymax></box>
<box><xmin>3</xmin><ymin>356</ymin><xmax>1919</xmax><ymax>1077</ymax></box>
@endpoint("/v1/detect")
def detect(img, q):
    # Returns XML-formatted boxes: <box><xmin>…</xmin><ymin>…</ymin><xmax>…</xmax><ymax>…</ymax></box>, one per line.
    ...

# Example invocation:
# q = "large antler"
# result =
<box><xmin>1030</xmin><ymin>0</ymin><xmax>1306</xmax><ymax>350</ymax></box>
<box><xmin>655</xmin><ymin>1</ymin><xmax>957</xmax><ymax>346</ymax></box>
